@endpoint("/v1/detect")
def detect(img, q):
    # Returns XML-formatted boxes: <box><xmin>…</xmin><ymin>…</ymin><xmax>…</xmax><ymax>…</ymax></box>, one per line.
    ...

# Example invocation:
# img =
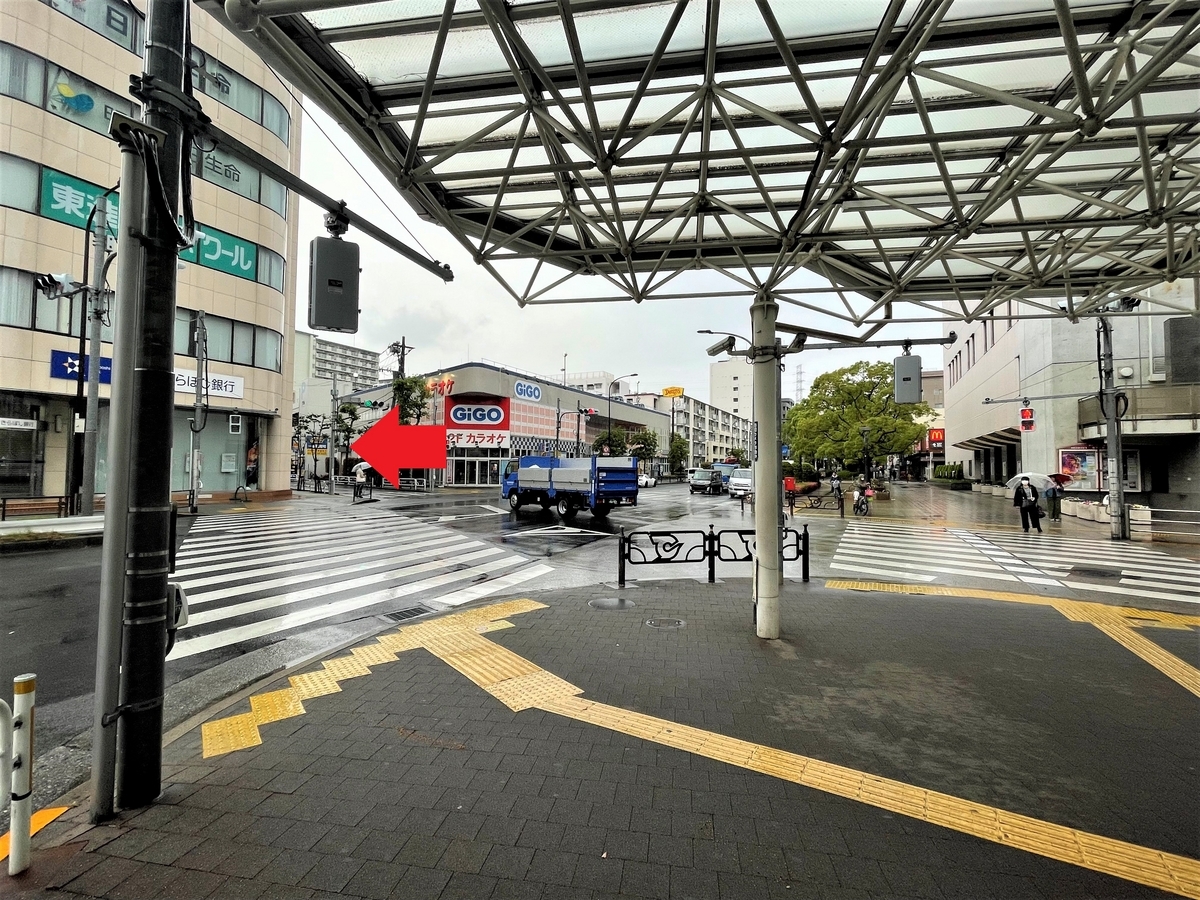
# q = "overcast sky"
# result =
<box><xmin>296</xmin><ymin>104</ymin><xmax>943</xmax><ymax>404</ymax></box>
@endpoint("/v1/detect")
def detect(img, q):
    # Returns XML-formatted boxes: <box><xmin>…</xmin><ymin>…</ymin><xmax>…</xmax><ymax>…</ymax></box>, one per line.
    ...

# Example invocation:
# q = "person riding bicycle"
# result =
<box><xmin>852</xmin><ymin>474</ymin><xmax>871</xmax><ymax>515</ymax></box>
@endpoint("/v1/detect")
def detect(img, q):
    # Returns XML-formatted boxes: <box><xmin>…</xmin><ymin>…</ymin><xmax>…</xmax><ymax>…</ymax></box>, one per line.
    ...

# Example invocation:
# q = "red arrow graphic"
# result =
<box><xmin>350</xmin><ymin>419</ymin><xmax>447</xmax><ymax>488</ymax></box>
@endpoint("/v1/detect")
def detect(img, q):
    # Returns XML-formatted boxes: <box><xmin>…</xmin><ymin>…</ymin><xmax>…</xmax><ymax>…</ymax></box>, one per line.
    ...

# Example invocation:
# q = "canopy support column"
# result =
<box><xmin>751</xmin><ymin>292</ymin><xmax>781</xmax><ymax>639</ymax></box>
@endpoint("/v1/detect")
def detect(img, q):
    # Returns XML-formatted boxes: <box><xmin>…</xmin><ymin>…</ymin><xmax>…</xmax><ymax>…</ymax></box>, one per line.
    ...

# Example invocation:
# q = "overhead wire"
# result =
<box><xmin>265</xmin><ymin>64</ymin><xmax>435</xmax><ymax>261</ymax></box>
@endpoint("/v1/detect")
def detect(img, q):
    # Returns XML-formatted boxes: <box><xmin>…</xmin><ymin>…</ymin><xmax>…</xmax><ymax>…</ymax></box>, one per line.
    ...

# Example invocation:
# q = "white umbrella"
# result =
<box><xmin>351</xmin><ymin>461</ymin><xmax>371</xmax><ymax>472</ymax></box>
<box><xmin>1004</xmin><ymin>472</ymin><xmax>1054</xmax><ymax>491</ymax></box>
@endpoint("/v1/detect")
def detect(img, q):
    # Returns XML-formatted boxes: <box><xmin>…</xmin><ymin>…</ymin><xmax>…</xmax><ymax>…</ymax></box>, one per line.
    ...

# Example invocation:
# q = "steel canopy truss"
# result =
<box><xmin>209</xmin><ymin>0</ymin><xmax>1200</xmax><ymax>329</ymax></box>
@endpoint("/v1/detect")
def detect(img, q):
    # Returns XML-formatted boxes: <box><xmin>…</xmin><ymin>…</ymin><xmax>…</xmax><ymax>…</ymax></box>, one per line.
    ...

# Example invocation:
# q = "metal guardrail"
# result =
<box><xmin>0</xmin><ymin>496</ymin><xmax>72</xmax><ymax>521</ymax></box>
<box><xmin>1129</xmin><ymin>506</ymin><xmax>1200</xmax><ymax>543</ymax></box>
<box><xmin>617</xmin><ymin>524</ymin><xmax>809</xmax><ymax>587</ymax></box>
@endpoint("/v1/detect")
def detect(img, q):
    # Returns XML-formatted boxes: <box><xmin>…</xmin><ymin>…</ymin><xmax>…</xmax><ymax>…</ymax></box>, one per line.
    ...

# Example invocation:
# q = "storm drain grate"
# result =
<box><xmin>589</xmin><ymin>597</ymin><xmax>636</xmax><ymax>610</ymax></box>
<box><xmin>383</xmin><ymin>604</ymin><xmax>433</xmax><ymax>623</ymax></box>
<box><xmin>1073</xmin><ymin>568</ymin><xmax>1118</xmax><ymax>579</ymax></box>
<box><xmin>645</xmin><ymin>618</ymin><xmax>685</xmax><ymax>629</ymax></box>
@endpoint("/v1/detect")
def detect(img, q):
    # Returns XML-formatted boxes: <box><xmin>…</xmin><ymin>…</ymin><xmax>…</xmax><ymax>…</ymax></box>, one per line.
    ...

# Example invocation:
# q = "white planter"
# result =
<box><xmin>992</xmin><ymin>484</ymin><xmax>1007</xmax><ymax>497</ymax></box>
<box><xmin>1095</xmin><ymin>508</ymin><xmax>1111</xmax><ymax>524</ymax></box>
<box><xmin>1062</xmin><ymin>501</ymin><xmax>1077</xmax><ymax>517</ymax></box>
<box><xmin>971</xmin><ymin>483</ymin><xmax>982</xmax><ymax>492</ymax></box>
<box><xmin>1078</xmin><ymin>504</ymin><xmax>1096</xmax><ymax>521</ymax></box>
<box><xmin>1129</xmin><ymin>508</ymin><xmax>1151</xmax><ymax>524</ymax></box>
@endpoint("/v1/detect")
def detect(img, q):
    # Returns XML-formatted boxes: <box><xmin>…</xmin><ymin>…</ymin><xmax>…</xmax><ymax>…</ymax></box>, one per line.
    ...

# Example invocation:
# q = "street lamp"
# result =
<box><xmin>607</xmin><ymin>372</ymin><xmax>637</xmax><ymax>454</ymax></box>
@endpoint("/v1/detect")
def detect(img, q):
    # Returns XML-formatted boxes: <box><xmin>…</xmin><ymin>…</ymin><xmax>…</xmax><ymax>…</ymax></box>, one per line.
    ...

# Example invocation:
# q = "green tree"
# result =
<box><xmin>391</xmin><ymin>375</ymin><xmax>433</xmax><ymax>425</ymax></box>
<box><xmin>727</xmin><ymin>447</ymin><xmax>749</xmax><ymax>466</ymax></box>
<box><xmin>627</xmin><ymin>428</ymin><xmax>659</xmax><ymax>462</ymax></box>
<box><xmin>668</xmin><ymin>433</ymin><xmax>688</xmax><ymax>474</ymax></box>
<box><xmin>336</xmin><ymin>402</ymin><xmax>363</xmax><ymax>473</ymax></box>
<box><xmin>782</xmin><ymin>361</ymin><xmax>931</xmax><ymax>473</ymax></box>
<box><xmin>593</xmin><ymin>426</ymin><xmax>627</xmax><ymax>457</ymax></box>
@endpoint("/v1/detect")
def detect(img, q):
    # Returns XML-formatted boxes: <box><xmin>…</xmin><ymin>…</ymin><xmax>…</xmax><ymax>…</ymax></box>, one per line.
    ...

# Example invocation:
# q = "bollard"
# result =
<box><xmin>707</xmin><ymin>525</ymin><xmax>716</xmax><ymax>584</ymax></box>
<box><xmin>6</xmin><ymin>674</ymin><xmax>36</xmax><ymax>875</ymax></box>
<box><xmin>617</xmin><ymin>527</ymin><xmax>626</xmax><ymax>588</ymax></box>
<box><xmin>801</xmin><ymin>524</ymin><xmax>810</xmax><ymax>583</ymax></box>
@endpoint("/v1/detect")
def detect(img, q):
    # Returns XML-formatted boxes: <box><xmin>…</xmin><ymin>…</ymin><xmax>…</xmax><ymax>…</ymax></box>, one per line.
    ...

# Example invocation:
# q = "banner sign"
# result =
<box><xmin>179</xmin><ymin>223</ymin><xmax>258</xmax><ymax>280</ymax></box>
<box><xmin>174</xmin><ymin>369</ymin><xmax>244</xmax><ymax>399</ymax></box>
<box><xmin>50</xmin><ymin>349</ymin><xmax>112</xmax><ymax>384</ymax></box>
<box><xmin>0</xmin><ymin>418</ymin><xmax>38</xmax><ymax>431</ymax></box>
<box><xmin>662</xmin><ymin>386</ymin><xmax>685</xmax><ymax>398</ymax></box>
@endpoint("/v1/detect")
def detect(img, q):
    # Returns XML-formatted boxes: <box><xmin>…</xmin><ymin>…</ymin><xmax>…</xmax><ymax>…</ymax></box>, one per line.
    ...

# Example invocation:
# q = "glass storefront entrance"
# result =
<box><xmin>448</xmin><ymin>448</ymin><xmax>503</xmax><ymax>485</ymax></box>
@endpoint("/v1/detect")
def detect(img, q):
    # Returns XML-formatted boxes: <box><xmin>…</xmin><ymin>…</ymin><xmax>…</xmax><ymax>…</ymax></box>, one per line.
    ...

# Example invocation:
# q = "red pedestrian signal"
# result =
<box><xmin>583</xmin><ymin>408</ymin><xmax>597</xmax><ymax>416</ymax></box>
<box><xmin>1019</xmin><ymin>407</ymin><xmax>1036</xmax><ymax>432</ymax></box>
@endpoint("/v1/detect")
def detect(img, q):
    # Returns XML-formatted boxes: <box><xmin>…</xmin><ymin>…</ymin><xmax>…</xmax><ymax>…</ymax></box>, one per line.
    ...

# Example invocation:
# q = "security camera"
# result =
<box><xmin>786</xmin><ymin>332</ymin><xmax>807</xmax><ymax>352</ymax></box>
<box><xmin>706</xmin><ymin>336</ymin><xmax>736</xmax><ymax>357</ymax></box>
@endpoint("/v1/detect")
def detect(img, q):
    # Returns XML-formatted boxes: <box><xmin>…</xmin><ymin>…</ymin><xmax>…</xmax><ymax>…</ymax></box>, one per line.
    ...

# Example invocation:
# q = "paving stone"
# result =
<box><xmin>480</xmin><ymin>844</ymin><xmax>535</xmax><ymax>881</ymax></box>
<box><xmin>389</xmin><ymin>865</ymin><xmax>451</xmax><ymax>898</ymax></box>
<box><xmin>297</xmin><ymin>853</ymin><xmax>365</xmax><ymax>892</ymax></box>
<box><xmin>396</xmin><ymin>833</ymin><xmax>450</xmax><ymax>868</ymax></box>
<box><xmin>254</xmin><ymin>848</ymin><xmax>319</xmax><ymax>886</ymax></box>
<box><xmin>437</xmin><ymin>838</ymin><xmax>493</xmax><ymax>873</ymax></box>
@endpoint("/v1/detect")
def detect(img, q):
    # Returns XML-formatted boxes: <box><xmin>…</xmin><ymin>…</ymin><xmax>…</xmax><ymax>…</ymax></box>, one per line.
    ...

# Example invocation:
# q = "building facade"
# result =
<box><xmin>943</xmin><ymin>285</ymin><xmax>1199</xmax><ymax>509</ymax></box>
<box><xmin>709</xmin><ymin>357</ymin><xmax>751</xmax><ymax>417</ymax></box>
<box><xmin>564</xmin><ymin>370</ymin><xmax>634</xmax><ymax>397</ymax></box>
<box><xmin>0</xmin><ymin>0</ymin><xmax>301</xmax><ymax>500</ymax></box>
<box><xmin>624</xmin><ymin>391</ymin><xmax>753</xmax><ymax>467</ymax></box>
<box><xmin>346</xmin><ymin>362</ymin><xmax>671</xmax><ymax>487</ymax></box>
<box><xmin>293</xmin><ymin>331</ymin><xmax>380</xmax><ymax>392</ymax></box>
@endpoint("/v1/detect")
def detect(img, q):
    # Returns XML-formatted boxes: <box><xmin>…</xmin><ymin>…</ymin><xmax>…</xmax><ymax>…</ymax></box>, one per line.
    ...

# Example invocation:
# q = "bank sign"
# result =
<box><xmin>446</xmin><ymin>397</ymin><xmax>509</xmax><ymax>429</ymax></box>
<box><xmin>50</xmin><ymin>349</ymin><xmax>112</xmax><ymax>384</ymax></box>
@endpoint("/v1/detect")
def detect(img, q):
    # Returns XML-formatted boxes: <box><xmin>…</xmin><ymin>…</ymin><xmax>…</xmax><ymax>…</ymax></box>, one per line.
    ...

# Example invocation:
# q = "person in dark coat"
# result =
<box><xmin>1012</xmin><ymin>476</ymin><xmax>1043</xmax><ymax>533</ymax></box>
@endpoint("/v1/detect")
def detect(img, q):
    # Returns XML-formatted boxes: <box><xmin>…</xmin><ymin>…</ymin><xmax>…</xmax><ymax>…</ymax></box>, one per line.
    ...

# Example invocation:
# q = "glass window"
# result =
<box><xmin>45</xmin><ymin>64</ymin><xmax>134</xmax><ymax>134</ymax></box>
<box><xmin>0</xmin><ymin>267</ymin><xmax>34</xmax><ymax>328</ymax></box>
<box><xmin>262</xmin><ymin>92</ymin><xmax>290</xmax><ymax>145</ymax></box>
<box><xmin>205</xmin><ymin>315</ymin><xmax>232</xmax><ymax>362</ymax></box>
<box><xmin>232</xmin><ymin>321</ymin><xmax>255</xmax><ymax>365</ymax></box>
<box><xmin>44</xmin><ymin>0</ymin><xmax>142</xmax><ymax>55</ymax></box>
<box><xmin>0</xmin><ymin>43</ymin><xmax>44</xmax><ymax>106</ymax></box>
<box><xmin>257</xmin><ymin>248</ymin><xmax>285</xmax><ymax>292</ymax></box>
<box><xmin>35</xmin><ymin>289</ymin><xmax>80</xmax><ymax>335</ymax></box>
<box><xmin>193</xmin><ymin>145</ymin><xmax>259</xmax><ymax>201</ymax></box>
<box><xmin>254</xmin><ymin>327</ymin><xmax>281</xmax><ymax>372</ymax></box>
<box><xmin>260</xmin><ymin>174</ymin><xmax>287</xmax><ymax>217</ymax></box>
<box><xmin>191</xmin><ymin>49</ymin><xmax>262</xmax><ymax>122</ymax></box>
<box><xmin>174</xmin><ymin>307</ymin><xmax>194</xmax><ymax>356</ymax></box>
<box><xmin>0</xmin><ymin>153</ymin><xmax>39</xmax><ymax>211</ymax></box>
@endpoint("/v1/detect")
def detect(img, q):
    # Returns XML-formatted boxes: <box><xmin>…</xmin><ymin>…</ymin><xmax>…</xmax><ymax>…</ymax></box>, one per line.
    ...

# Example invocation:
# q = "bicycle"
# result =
<box><xmin>852</xmin><ymin>489</ymin><xmax>870</xmax><ymax>516</ymax></box>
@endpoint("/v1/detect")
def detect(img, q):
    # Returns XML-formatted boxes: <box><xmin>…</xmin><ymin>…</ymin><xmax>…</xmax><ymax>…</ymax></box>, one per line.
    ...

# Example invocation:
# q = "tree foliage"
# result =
<box><xmin>627</xmin><ymin>428</ymin><xmax>659</xmax><ymax>460</ymax></box>
<box><xmin>391</xmin><ymin>375</ymin><xmax>433</xmax><ymax>425</ymax></box>
<box><xmin>668</xmin><ymin>433</ymin><xmax>688</xmax><ymax>474</ymax></box>
<box><xmin>781</xmin><ymin>361</ymin><xmax>931</xmax><ymax>469</ymax></box>
<box><xmin>593</xmin><ymin>426</ymin><xmax>627</xmax><ymax>456</ymax></box>
<box><xmin>727</xmin><ymin>447</ymin><xmax>749</xmax><ymax>466</ymax></box>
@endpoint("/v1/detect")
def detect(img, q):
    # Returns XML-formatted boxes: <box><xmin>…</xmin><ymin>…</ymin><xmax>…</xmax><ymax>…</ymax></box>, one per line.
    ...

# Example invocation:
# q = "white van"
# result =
<box><xmin>728</xmin><ymin>467</ymin><xmax>753</xmax><ymax>498</ymax></box>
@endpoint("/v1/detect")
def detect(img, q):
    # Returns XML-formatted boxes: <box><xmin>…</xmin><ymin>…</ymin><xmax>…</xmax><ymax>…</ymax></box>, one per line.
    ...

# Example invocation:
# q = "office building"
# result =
<box><xmin>942</xmin><ymin>285</ymin><xmax>1198</xmax><ymax>508</ymax></box>
<box><xmin>709</xmin><ymin>357</ymin><xmax>751</xmax><ymax>416</ymax></box>
<box><xmin>625</xmin><ymin>391</ymin><xmax>752</xmax><ymax>467</ymax></box>
<box><xmin>0</xmin><ymin>0</ymin><xmax>301</xmax><ymax>500</ymax></box>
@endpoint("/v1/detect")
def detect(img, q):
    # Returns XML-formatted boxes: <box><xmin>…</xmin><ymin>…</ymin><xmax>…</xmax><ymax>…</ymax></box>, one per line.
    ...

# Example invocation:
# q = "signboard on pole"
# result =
<box><xmin>661</xmin><ymin>386</ymin><xmax>685</xmax><ymax>398</ymax></box>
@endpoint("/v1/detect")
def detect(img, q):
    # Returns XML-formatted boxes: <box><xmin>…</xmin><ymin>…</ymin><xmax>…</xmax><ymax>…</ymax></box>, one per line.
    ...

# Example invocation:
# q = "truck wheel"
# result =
<box><xmin>592</xmin><ymin>503</ymin><xmax>611</xmax><ymax>518</ymax></box>
<box><xmin>539</xmin><ymin>496</ymin><xmax>552</xmax><ymax>510</ymax></box>
<box><xmin>508</xmin><ymin>491</ymin><xmax>521</xmax><ymax>510</ymax></box>
<box><xmin>556</xmin><ymin>497</ymin><xmax>575</xmax><ymax>518</ymax></box>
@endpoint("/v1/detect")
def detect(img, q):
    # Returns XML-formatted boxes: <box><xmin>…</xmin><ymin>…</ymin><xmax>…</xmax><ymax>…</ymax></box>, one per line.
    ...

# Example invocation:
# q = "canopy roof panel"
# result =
<box><xmin>207</xmin><ymin>0</ymin><xmax>1200</xmax><ymax>330</ymax></box>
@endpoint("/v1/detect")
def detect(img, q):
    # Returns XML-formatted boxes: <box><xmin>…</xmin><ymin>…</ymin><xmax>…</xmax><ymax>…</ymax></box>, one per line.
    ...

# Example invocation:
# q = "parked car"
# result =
<box><xmin>689</xmin><ymin>469</ymin><xmax>723</xmax><ymax>495</ymax></box>
<box><xmin>727</xmin><ymin>467</ymin><xmax>753</xmax><ymax>498</ymax></box>
<box><xmin>638</xmin><ymin>473</ymin><xmax>657</xmax><ymax>488</ymax></box>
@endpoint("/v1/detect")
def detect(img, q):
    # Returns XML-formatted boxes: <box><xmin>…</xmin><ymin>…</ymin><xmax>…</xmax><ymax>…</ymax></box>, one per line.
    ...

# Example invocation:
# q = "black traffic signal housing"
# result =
<box><xmin>1019</xmin><ymin>406</ymin><xmax>1036</xmax><ymax>432</ymax></box>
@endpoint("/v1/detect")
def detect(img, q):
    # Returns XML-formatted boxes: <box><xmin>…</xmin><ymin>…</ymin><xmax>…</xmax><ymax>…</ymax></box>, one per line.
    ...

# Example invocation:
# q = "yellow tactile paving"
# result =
<box><xmin>0</xmin><ymin>807</ymin><xmax>70</xmax><ymax>862</ymax></box>
<box><xmin>195</xmin><ymin>595</ymin><xmax>1200</xmax><ymax>898</ymax></box>
<box><xmin>828</xmin><ymin>580</ymin><xmax>1200</xmax><ymax>698</ymax></box>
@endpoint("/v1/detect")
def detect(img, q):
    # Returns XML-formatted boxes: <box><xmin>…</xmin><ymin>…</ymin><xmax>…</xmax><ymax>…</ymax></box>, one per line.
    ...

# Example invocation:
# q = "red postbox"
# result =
<box><xmin>783</xmin><ymin>476</ymin><xmax>796</xmax><ymax>492</ymax></box>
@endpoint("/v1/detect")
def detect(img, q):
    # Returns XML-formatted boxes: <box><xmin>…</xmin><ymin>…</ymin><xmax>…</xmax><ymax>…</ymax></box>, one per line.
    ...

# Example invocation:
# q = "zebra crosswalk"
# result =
<box><xmin>168</xmin><ymin>508</ymin><xmax>552</xmax><ymax>661</ymax></box>
<box><xmin>830</xmin><ymin>521</ymin><xmax>1200</xmax><ymax>604</ymax></box>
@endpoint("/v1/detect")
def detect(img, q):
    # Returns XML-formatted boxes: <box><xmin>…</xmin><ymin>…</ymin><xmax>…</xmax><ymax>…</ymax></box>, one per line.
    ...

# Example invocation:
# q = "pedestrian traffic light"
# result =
<box><xmin>1019</xmin><ymin>406</ymin><xmax>1036</xmax><ymax>432</ymax></box>
<box><xmin>583</xmin><ymin>408</ymin><xmax>597</xmax><ymax>417</ymax></box>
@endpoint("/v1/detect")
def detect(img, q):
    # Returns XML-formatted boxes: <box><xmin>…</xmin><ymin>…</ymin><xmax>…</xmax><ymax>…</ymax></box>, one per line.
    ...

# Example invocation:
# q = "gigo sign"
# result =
<box><xmin>514</xmin><ymin>380</ymin><xmax>542</xmax><ymax>402</ymax></box>
<box><xmin>449</xmin><ymin>404</ymin><xmax>506</xmax><ymax>426</ymax></box>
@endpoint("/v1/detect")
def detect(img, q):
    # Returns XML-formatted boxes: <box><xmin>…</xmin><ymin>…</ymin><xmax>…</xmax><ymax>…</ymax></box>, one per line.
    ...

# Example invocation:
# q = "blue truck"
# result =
<box><xmin>501</xmin><ymin>456</ymin><xmax>638</xmax><ymax>519</ymax></box>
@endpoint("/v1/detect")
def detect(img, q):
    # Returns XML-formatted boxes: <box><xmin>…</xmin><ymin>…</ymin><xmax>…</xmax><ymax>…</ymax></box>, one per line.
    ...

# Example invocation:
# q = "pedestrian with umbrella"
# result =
<box><xmin>1045</xmin><ymin>473</ymin><xmax>1070</xmax><ymax>521</ymax></box>
<box><xmin>1008</xmin><ymin>473</ymin><xmax>1049</xmax><ymax>533</ymax></box>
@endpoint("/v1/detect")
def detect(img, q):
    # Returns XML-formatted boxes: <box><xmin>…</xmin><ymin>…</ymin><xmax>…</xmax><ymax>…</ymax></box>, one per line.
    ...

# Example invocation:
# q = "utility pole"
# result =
<box><xmin>80</xmin><ymin>194</ymin><xmax>108</xmax><ymax>516</ymax></box>
<box><xmin>330</xmin><ymin>373</ymin><xmax>339</xmax><ymax>493</ymax></box>
<box><xmin>554</xmin><ymin>398</ymin><xmax>561</xmax><ymax>458</ymax></box>
<box><xmin>750</xmin><ymin>293</ymin><xmax>781</xmax><ymax>639</ymax></box>
<box><xmin>91</xmin><ymin>0</ymin><xmax>195</xmax><ymax>817</ymax></box>
<box><xmin>389</xmin><ymin>337</ymin><xmax>413</xmax><ymax>378</ymax></box>
<box><xmin>1098</xmin><ymin>317</ymin><xmax>1127</xmax><ymax>539</ymax></box>
<box><xmin>187</xmin><ymin>312</ymin><xmax>207</xmax><ymax>514</ymax></box>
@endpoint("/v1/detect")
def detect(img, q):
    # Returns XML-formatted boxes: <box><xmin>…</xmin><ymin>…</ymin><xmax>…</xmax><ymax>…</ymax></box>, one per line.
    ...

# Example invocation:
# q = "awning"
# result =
<box><xmin>953</xmin><ymin>427</ymin><xmax>1023</xmax><ymax>451</ymax></box>
<box><xmin>205</xmin><ymin>0</ymin><xmax>1200</xmax><ymax>334</ymax></box>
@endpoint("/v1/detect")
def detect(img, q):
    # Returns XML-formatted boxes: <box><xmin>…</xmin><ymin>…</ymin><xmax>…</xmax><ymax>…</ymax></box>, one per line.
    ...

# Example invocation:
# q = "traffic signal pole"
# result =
<box><xmin>1099</xmin><ymin>317</ymin><xmax>1128</xmax><ymax>539</ymax></box>
<box><xmin>80</xmin><ymin>194</ymin><xmax>107</xmax><ymax>517</ymax></box>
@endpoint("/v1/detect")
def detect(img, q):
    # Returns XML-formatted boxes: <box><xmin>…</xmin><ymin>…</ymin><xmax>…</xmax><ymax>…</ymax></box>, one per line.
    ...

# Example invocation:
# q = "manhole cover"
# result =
<box><xmin>589</xmin><ymin>597</ymin><xmax>635</xmax><ymax>610</ymax></box>
<box><xmin>1073</xmin><ymin>568</ymin><xmax>1117</xmax><ymax>579</ymax></box>
<box><xmin>645</xmin><ymin>618</ymin><xmax>685</xmax><ymax>629</ymax></box>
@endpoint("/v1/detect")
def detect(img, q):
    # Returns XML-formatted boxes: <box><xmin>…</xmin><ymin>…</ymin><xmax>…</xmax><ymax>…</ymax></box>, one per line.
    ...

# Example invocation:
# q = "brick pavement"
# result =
<box><xmin>12</xmin><ymin>578</ymin><xmax>1199</xmax><ymax>900</ymax></box>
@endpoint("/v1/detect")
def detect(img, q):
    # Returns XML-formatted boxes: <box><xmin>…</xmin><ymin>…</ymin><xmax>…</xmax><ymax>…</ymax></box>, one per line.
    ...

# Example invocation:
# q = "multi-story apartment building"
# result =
<box><xmin>943</xmin><ymin>284</ymin><xmax>1199</xmax><ymax>509</ymax></box>
<box><xmin>624</xmin><ymin>391</ymin><xmax>752</xmax><ymax>467</ymax></box>
<box><xmin>294</xmin><ymin>331</ymin><xmax>380</xmax><ymax>392</ymax></box>
<box><xmin>565</xmin><ymin>370</ymin><xmax>633</xmax><ymax>397</ymax></box>
<box><xmin>709</xmin><ymin>357</ymin><xmax>750</xmax><ymax>416</ymax></box>
<box><xmin>0</xmin><ymin>0</ymin><xmax>301</xmax><ymax>500</ymax></box>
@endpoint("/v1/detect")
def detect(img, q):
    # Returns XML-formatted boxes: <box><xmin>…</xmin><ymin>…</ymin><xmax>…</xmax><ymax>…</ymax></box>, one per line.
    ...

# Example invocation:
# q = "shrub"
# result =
<box><xmin>797</xmin><ymin>481</ymin><xmax>820</xmax><ymax>495</ymax></box>
<box><xmin>800</xmin><ymin>464</ymin><xmax>817</xmax><ymax>480</ymax></box>
<box><xmin>836</xmin><ymin>469</ymin><xmax>855</xmax><ymax>480</ymax></box>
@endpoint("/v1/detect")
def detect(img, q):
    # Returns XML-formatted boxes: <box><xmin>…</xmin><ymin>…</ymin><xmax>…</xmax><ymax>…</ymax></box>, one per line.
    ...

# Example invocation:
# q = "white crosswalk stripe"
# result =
<box><xmin>168</xmin><ymin>508</ymin><xmax>551</xmax><ymax>660</ymax></box>
<box><xmin>830</xmin><ymin>521</ymin><xmax>1199</xmax><ymax>603</ymax></box>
